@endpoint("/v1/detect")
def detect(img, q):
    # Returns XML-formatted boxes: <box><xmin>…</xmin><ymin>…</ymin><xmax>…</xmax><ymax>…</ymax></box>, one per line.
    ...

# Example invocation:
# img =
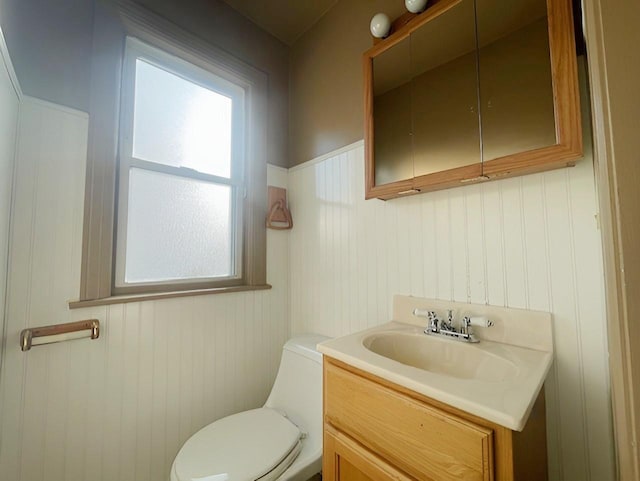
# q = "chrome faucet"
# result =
<box><xmin>426</xmin><ymin>311</ymin><xmax>440</xmax><ymax>332</ymax></box>
<box><xmin>440</xmin><ymin>310</ymin><xmax>454</xmax><ymax>332</ymax></box>
<box><xmin>460</xmin><ymin>316</ymin><xmax>472</xmax><ymax>335</ymax></box>
<box><xmin>412</xmin><ymin>309</ymin><xmax>493</xmax><ymax>343</ymax></box>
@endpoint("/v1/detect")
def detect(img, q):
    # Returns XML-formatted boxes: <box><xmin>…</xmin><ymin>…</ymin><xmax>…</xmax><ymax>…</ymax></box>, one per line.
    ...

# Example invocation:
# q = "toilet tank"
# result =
<box><xmin>265</xmin><ymin>334</ymin><xmax>330</xmax><ymax>437</ymax></box>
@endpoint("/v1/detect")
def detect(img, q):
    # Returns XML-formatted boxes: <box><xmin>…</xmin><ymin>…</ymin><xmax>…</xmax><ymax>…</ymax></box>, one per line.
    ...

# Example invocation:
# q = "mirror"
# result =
<box><xmin>410</xmin><ymin>0</ymin><xmax>480</xmax><ymax>177</ymax></box>
<box><xmin>373</xmin><ymin>37</ymin><xmax>413</xmax><ymax>185</ymax></box>
<box><xmin>476</xmin><ymin>0</ymin><xmax>556</xmax><ymax>162</ymax></box>
<box><xmin>365</xmin><ymin>0</ymin><xmax>581</xmax><ymax>200</ymax></box>
<box><xmin>372</xmin><ymin>0</ymin><xmax>480</xmax><ymax>186</ymax></box>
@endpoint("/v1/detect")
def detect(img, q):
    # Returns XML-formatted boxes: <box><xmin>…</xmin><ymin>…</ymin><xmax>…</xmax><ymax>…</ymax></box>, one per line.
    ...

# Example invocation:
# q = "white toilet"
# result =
<box><xmin>170</xmin><ymin>334</ymin><xmax>330</xmax><ymax>481</ymax></box>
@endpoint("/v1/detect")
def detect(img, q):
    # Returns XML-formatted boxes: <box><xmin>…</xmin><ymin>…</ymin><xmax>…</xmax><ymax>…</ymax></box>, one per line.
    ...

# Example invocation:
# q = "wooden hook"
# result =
<box><xmin>266</xmin><ymin>199</ymin><xmax>293</xmax><ymax>230</ymax></box>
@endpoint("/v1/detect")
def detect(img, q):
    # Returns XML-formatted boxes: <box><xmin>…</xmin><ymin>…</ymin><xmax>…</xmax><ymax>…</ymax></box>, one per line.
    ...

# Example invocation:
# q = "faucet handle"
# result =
<box><xmin>461</xmin><ymin>316</ymin><xmax>493</xmax><ymax>336</ymax></box>
<box><xmin>461</xmin><ymin>316</ymin><xmax>471</xmax><ymax>334</ymax></box>
<box><xmin>444</xmin><ymin>310</ymin><xmax>453</xmax><ymax>329</ymax></box>
<box><xmin>463</xmin><ymin>316</ymin><xmax>493</xmax><ymax>328</ymax></box>
<box><xmin>427</xmin><ymin>311</ymin><xmax>440</xmax><ymax>332</ymax></box>
<box><xmin>413</xmin><ymin>309</ymin><xmax>439</xmax><ymax>332</ymax></box>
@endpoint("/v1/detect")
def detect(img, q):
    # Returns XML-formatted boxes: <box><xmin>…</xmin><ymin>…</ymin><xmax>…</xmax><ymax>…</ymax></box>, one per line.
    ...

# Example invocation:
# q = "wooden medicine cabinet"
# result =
<box><xmin>364</xmin><ymin>0</ymin><xmax>582</xmax><ymax>200</ymax></box>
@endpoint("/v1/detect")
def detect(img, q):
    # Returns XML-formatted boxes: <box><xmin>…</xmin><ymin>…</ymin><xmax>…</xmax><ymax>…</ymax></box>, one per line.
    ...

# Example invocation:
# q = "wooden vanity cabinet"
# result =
<box><xmin>323</xmin><ymin>357</ymin><xmax>547</xmax><ymax>481</ymax></box>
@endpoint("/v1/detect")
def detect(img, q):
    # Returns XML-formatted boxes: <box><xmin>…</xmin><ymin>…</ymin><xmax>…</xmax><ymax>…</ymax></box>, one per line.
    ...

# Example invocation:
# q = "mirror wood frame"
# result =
<box><xmin>363</xmin><ymin>0</ymin><xmax>582</xmax><ymax>200</ymax></box>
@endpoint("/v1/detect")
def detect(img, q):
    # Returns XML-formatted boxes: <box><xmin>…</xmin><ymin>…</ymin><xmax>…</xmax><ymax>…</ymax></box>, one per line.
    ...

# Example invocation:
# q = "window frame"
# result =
<box><xmin>75</xmin><ymin>1</ymin><xmax>268</xmax><ymax>305</ymax></box>
<box><xmin>114</xmin><ymin>38</ymin><xmax>246</xmax><ymax>294</ymax></box>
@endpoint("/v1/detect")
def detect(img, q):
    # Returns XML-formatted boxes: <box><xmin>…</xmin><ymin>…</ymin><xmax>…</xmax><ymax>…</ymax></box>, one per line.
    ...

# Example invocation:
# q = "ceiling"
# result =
<box><xmin>222</xmin><ymin>0</ymin><xmax>338</xmax><ymax>45</ymax></box>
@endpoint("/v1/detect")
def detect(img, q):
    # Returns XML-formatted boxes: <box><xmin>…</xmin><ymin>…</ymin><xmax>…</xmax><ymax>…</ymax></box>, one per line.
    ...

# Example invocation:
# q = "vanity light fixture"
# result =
<box><xmin>370</xmin><ymin>13</ymin><xmax>391</xmax><ymax>38</ymax></box>
<box><xmin>370</xmin><ymin>1</ymin><xmax>429</xmax><ymax>39</ymax></box>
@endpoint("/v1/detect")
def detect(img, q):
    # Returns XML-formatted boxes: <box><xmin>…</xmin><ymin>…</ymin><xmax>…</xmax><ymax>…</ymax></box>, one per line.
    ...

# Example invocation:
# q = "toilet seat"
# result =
<box><xmin>171</xmin><ymin>408</ymin><xmax>303</xmax><ymax>481</ymax></box>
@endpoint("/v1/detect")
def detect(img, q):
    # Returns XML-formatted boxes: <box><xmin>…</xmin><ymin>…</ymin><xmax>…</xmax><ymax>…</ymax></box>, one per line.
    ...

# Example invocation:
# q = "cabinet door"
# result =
<box><xmin>324</xmin><ymin>425</ymin><xmax>414</xmax><ymax>481</ymax></box>
<box><xmin>478</xmin><ymin>0</ymin><xmax>582</xmax><ymax>179</ymax></box>
<box><xmin>365</xmin><ymin>0</ymin><xmax>482</xmax><ymax>200</ymax></box>
<box><xmin>363</xmin><ymin>0</ymin><xmax>581</xmax><ymax>200</ymax></box>
<box><xmin>325</xmin><ymin>361</ymin><xmax>495</xmax><ymax>481</ymax></box>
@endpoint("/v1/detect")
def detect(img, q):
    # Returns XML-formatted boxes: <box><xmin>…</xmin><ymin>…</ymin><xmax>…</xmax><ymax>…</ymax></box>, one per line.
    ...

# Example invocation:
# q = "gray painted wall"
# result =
<box><xmin>0</xmin><ymin>0</ymin><xmax>290</xmax><ymax>166</ymax></box>
<box><xmin>0</xmin><ymin>0</ymin><xmax>93</xmax><ymax>111</ymax></box>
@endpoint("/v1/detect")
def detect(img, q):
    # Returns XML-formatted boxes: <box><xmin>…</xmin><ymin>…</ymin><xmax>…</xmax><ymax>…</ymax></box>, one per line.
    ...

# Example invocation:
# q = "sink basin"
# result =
<box><xmin>317</xmin><ymin>300</ymin><xmax>554</xmax><ymax>431</ymax></box>
<box><xmin>363</xmin><ymin>331</ymin><xmax>519</xmax><ymax>382</ymax></box>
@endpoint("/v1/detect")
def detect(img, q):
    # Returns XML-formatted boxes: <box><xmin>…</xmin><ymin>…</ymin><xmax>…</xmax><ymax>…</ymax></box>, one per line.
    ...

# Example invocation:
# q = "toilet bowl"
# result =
<box><xmin>170</xmin><ymin>334</ymin><xmax>330</xmax><ymax>481</ymax></box>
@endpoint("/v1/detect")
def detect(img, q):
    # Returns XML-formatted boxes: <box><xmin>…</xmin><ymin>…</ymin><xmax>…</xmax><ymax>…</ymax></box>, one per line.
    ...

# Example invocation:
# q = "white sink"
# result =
<box><xmin>317</xmin><ymin>317</ymin><xmax>553</xmax><ymax>431</ymax></box>
<box><xmin>363</xmin><ymin>331</ymin><xmax>519</xmax><ymax>382</ymax></box>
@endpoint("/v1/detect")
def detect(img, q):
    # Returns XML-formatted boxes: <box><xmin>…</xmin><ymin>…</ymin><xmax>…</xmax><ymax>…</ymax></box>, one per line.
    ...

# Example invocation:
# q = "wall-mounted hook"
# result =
<box><xmin>266</xmin><ymin>186</ymin><xmax>293</xmax><ymax>230</ymax></box>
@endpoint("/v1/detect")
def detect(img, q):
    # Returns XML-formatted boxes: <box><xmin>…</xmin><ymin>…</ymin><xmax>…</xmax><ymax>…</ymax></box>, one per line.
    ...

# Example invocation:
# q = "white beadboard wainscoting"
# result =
<box><xmin>288</xmin><ymin>141</ymin><xmax>615</xmax><ymax>481</ymax></box>
<box><xmin>0</xmin><ymin>27</ymin><xmax>20</xmax><ymax>382</ymax></box>
<box><xmin>0</xmin><ymin>97</ymin><xmax>290</xmax><ymax>481</ymax></box>
<box><xmin>0</xmin><ymin>86</ymin><xmax>614</xmax><ymax>481</ymax></box>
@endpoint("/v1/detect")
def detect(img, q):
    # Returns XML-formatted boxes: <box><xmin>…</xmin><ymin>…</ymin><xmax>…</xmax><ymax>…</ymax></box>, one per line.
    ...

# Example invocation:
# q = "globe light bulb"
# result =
<box><xmin>370</xmin><ymin>13</ymin><xmax>391</xmax><ymax>38</ymax></box>
<box><xmin>405</xmin><ymin>0</ymin><xmax>428</xmax><ymax>14</ymax></box>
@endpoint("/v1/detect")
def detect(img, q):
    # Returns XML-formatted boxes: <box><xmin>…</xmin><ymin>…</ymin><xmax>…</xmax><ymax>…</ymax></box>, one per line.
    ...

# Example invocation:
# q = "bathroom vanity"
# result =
<box><xmin>318</xmin><ymin>296</ymin><xmax>553</xmax><ymax>481</ymax></box>
<box><xmin>323</xmin><ymin>358</ymin><xmax>546</xmax><ymax>481</ymax></box>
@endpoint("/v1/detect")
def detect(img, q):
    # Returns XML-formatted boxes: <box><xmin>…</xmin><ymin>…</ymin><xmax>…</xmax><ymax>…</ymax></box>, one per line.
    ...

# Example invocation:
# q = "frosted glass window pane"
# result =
<box><xmin>132</xmin><ymin>59</ymin><xmax>233</xmax><ymax>178</ymax></box>
<box><xmin>125</xmin><ymin>168</ymin><xmax>233</xmax><ymax>283</ymax></box>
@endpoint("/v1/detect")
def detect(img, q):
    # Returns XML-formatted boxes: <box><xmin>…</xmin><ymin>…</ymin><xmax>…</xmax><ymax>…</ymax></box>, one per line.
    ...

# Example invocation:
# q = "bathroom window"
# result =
<box><xmin>114</xmin><ymin>38</ymin><xmax>248</xmax><ymax>294</ymax></box>
<box><xmin>75</xmin><ymin>17</ymin><xmax>268</xmax><ymax>306</ymax></box>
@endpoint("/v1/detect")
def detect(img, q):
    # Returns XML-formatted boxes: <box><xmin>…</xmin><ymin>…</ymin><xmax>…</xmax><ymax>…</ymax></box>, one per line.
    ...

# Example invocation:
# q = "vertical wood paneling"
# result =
<box><xmin>42</xmin><ymin>344</ymin><xmax>69</xmax><ymax>481</ymax></box>
<box><xmin>500</xmin><ymin>178</ymin><xmax>528</xmax><ymax>308</ymax></box>
<box><xmin>0</xmin><ymin>98</ymin><xmax>290</xmax><ymax>481</ymax></box>
<box><xmin>482</xmin><ymin>187</ymin><xmax>506</xmax><ymax>306</ymax></box>
<box><xmin>149</xmin><ymin>302</ymin><xmax>168</xmax><ymax>481</ymax></box>
<box><xmin>63</xmin><ymin>334</ymin><xmax>89</xmax><ymax>481</ymax></box>
<box><xmin>450</xmin><ymin>191</ymin><xmax>468</xmax><ymax>302</ymax></box>
<box><xmin>374</xmin><ymin>201</ymin><xmax>388</xmax><ymax>322</ymax></box>
<box><xmin>133</xmin><ymin>301</ymin><xmax>154</xmax><ymax>481</ymax></box>
<box><xmin>466</xmin><ymin>185</ymin><xmax>486</xmax><ymax>304</ymax></box>
<box><xmin>7</xmin><ymin>101</ymin><xmax>44</xmax><ymax>481</ymax></box>
<box><xmin>567</xmin><ymin>160</ymin><xmax>615</xmax><ymax>480</ymax></box>
<box><xmin>521</xmin><ymin>178</ymin><xmax>550</xmax><ymax>311</ymax></box>
<box><xmin>289</xmin><ymin>142</ymin><xmax>614</xmax><ymax>481</ymax></box>
<box><xmin>0</xmin><ymin>34</ymin><xmax>20</xmax><ymax>480</ymax></box>
<box><xmin>0</xmin><ymin>40</ymin><xmax>19</xmax><ymax>364</ymax></box>
<box><xmin>346</xmin><ymin>152</ymin><xmax>359</xmax><ymax>333</ymax></box>
<box><xmin>434</xmin><ymin>191</ymin><xmax>452</xmax><ymax>301</ymax></box>
<box><xmin>20</xmin><ymin>348</ymin><xmax>47</xmax><ymax>481</ymax></box>
<box><xmin>102</xmin><ymin>303</ymin><xmax>124</xmax><ymax>481</ymax></box>
<box><xmin>82</xmin><ymin>306</ymin><xmax>108</xmax><ymax>481</ymax></box>
<box><xmin>406</xmin><ymin>196</ymin><xmax>424</xmax><ymax>298</ymax></box>
<box><xmin>420</xmin><ymin>195</ymin><xmax>438</xmax><ymax>300</ymax></box>
<box><xmin>544</xmin><ymin>170</ymin><xmax>589</xmax><ymax>481</ymax></box>
<box><xmin>119</xmin><ymin>303</ymin><xmax>141</xmax><ymax>481</ymax></box>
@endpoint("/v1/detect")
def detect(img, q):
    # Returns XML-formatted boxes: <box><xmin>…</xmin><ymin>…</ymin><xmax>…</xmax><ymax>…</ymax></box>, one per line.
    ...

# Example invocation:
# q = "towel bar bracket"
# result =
<box><xmin>20</xmin><ymin>319</ymin><xmax>100</xmax><ymax>351</ymax></box>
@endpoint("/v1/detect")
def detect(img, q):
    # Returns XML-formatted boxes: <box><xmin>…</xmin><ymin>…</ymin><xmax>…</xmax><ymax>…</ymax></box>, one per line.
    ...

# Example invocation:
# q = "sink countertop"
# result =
<box><xmin>318</xmin><ymin>320</ymin><xmax>553</xmax><ymax>431</ymax></box>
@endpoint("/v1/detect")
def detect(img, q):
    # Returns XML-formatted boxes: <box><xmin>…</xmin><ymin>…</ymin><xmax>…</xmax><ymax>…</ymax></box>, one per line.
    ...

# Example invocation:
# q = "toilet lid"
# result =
<box><xmin>173</xmin><ymin>408</ymin><xmax>302</xmax><ymax>481</ymax></box>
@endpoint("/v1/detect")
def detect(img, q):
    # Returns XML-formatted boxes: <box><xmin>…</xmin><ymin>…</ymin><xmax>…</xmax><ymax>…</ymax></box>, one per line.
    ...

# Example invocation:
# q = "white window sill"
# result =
<box><xmin>68</xmin><ymin>284</ymin><xmax>272</xmax><ymax>309</ymax></box>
